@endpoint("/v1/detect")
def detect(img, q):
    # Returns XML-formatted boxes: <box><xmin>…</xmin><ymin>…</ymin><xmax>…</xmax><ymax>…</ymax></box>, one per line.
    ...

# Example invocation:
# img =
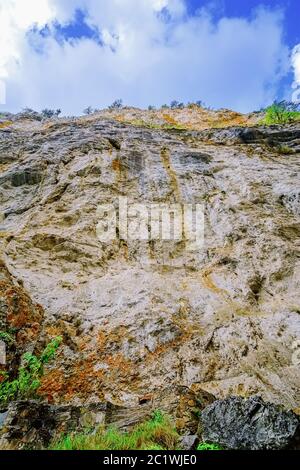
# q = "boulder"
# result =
<box><xmin>200</xmin><ymin>396</ymin><xmax>300</xmax><ymax>450</ymax></box>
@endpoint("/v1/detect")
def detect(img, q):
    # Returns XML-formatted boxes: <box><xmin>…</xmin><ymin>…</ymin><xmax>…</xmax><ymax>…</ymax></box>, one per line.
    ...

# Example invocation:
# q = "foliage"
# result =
<box><xmin>0</xmin><ymin>336</ymin><xmax>62</xmax><ymax>406</ymax></box>
<box><xmin>0</xmin><ymin>331</ymin><xmax>14</xmax><ymax>345</ymax></box>
<box><xmin>264</xmin><ymin>101</ymin><xmax>300</xmax><ymax>125</ymax></box>
<box><xmin>83</xmin><ymin>106</ymin><xmax>94</xmax><ymax>115</ymax></box>
<box><xmin>50</xmin><ymin>410</ymin><xmax>179</xmax><ymax>451</ymax></box>
<box><xmin>41</xmin><ymin>109</ymin><xmax>62</xmax><ymax>119</ymax></box>
<box><xmin>197</xmin><ymin>442</ymin><xmax>223</xmax><ymax>451</ymax></box>
<box><xmin>170</xmin><ymin>100</ymin><xmax>184</xmax><ymax>109</ymax></box>
<box><xmin>108</xmin><ymin>99</ymin><xmax>123</xmax><ymax>110</ymax></box>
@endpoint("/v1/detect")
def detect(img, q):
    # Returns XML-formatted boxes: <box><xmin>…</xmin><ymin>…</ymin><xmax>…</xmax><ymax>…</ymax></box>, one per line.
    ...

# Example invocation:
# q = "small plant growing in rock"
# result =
<box><xmin>0</xmin><ymin>336</ymin><xmax>62</xmax><ymax>406</ymax></box>
<box><xmin>197</xmin><ymin>442</ymin><xmax>223</xmax><ymax>451</ymax></box>
<box><xmin>0</xmin><ymin>331</ymin><xmax>14</xmax><ymax>346</ymax></box>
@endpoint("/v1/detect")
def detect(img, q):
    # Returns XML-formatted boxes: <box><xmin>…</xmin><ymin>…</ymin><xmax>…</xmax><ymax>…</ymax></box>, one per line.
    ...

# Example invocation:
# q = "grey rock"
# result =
<box><xmin>179</xmin><ymin>434</ymin><xmax>199</xmax><ymax>450</ymax></box>
<box><xmin>201</xmin><ymin>396</ymin><xmax>300</xmax><ymax>450</ymax></box>
<box><xmin>0</xmin><ymin>400</ymin><xmax>107</xmax><ymax>450</ymax></box>
<box><xmin>0</xmin><ymin>113</ymin><xmax>299</xmax><ymax>430</ymax></box>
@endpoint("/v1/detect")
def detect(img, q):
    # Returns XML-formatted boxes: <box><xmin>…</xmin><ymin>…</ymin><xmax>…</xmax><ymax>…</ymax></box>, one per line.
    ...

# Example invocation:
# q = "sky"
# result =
<box><xmin>0</xmin><ymin>0</ymin><xmax>299</xmax><ymax>115</ymax></box>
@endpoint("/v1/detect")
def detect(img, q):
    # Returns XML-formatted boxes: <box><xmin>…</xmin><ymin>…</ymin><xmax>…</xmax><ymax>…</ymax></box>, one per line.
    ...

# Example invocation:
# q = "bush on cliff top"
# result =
<box><xmin>264</xmin><ymin>101</ymin><xmax>300</xmax><ymax>125</ymax></box>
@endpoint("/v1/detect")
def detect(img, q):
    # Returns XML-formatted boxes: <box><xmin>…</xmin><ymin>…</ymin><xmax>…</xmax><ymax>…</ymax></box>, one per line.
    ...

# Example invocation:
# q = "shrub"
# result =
<box><xmin>41</xmin><ymin>109</ymin><xmax>61</xmax><ymax>119</ymax></box>
<box><xmin>0</xmin><ymin>331</ymin><xmax>14</xmax><ymax>346</ymax></box>
<box><xmin>50</xmin><ymin>410</ymin><xmax>179</xmax><ymax>450</ymax></box>
<box><xmin>170</xmin><ymin>100</ymin><xmax>184</xmax><ymax>109</ymax></box>
<box><xmin>83</xmin><ymin>106</ymin><xmax>93</xmax><ymax>115</ymax></box>
<box><xmin>0</xmin><ymin>336</ymin><xmax>62</xmax><ymax>406</ymax></box>
<box><xmin>108</xmin><ymin>99</ymin><xmax>123</xmax><ymax>110</ymax></box>
<box><xmin>264</xmin><ymin>101</ymin><xmax>300</xmax><ymax>125</ymax></box>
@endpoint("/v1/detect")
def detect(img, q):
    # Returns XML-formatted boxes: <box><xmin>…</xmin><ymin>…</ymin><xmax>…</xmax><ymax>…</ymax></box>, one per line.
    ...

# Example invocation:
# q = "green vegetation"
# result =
<box><xmin>264</xmin><ymin>101</ymin><xmax>300</xmax><ymax>125</ymax></box>
<box><xmin>108</xmin><ymin>99</ymin><xmax>123</xmax><ymax>110</ymax></box>
<box><xmin>0</xmin><ymin>331</ymin><xmax>14</xmax><ymax>346</ymax></box>
<box><xmin>277</xmin><ymin>145</ymin><xmax>295</xmax><ymax>155</ymax></box>
<box><xmin>50</xmin><ymin>410</ymin><xmax>179</xmax><ymax>451</ymax></box>
<box><xmin>197</xmin><ymin>442</ymin><xmax>223</xmax><ymax>451</ymax></box>
<box><xmin>0</xmin><ymin>336</ymin><xmax>62</xmax><ymax>406</ymax></box>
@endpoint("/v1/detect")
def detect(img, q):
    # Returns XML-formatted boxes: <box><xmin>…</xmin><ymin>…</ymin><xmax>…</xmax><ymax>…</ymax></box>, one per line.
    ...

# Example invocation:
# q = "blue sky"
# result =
<box><xmin>0</xmin><ymin>0</ymin><xmax>299</xmax><ymax>114</ymax></box>
<box><xmin>188</xmin><ymin>0</ymin><xmax>300</xmax><ymax>45</ymax></box>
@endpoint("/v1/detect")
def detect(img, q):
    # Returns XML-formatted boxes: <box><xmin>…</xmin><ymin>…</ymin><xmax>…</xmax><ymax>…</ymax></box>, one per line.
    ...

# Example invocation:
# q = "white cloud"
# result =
<box><xmin>292</xmin><ymin>44</ymin><xmax>300</xmax><ymax>89</ymax></box>
<box><xmin>0</xmin><ymin>0</ymin><xmax>291</xmax><ymax>114</ymax></box>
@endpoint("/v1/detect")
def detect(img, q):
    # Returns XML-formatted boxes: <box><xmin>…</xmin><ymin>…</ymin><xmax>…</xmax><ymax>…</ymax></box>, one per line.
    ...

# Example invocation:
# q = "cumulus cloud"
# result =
<box><xmin>0</xmin><ymin>0</ymin><xmax>292</xmax><ymax>114</ymax></box>
<box><xmin>292</xmin><ymin>44</ymin><xmax>300</xmax><ymax>102</ymax></box>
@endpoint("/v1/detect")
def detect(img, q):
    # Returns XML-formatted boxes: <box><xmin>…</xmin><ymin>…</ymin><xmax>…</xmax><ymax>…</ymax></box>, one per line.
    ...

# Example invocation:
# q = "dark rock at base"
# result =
<box><xmin>0</xmin><ymin>401</ymin><xmax>107</xmax><ymax>450</ymax></box>
<box><xmin>200</xmin><ymin>396</ymin><xmax>300</xmax><ymax>450</ymax></box>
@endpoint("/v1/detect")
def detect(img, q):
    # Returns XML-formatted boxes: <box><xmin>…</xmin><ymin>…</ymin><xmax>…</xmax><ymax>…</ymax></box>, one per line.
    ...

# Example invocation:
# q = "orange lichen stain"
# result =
<box><xmin>0</xmin><ymin>121</ymin><xmax>13</xmax><ymax>129</ymax></box>
<box><xmin>39</xmin><ymin>354</ymin><xmax>105</xmax><ymax>402</ymax></box>
<box><xmin>38</xmin><ymin>369</ymin><xmax>65</xmax><ymax>403</ymax></box>
<box><xmin>105</xmin><ymin>353</ymin><xmax>134</xmax><ymax>380</ymax></box>
<box><xmin>0</xmin><ymin>279</ymin><xmax>43</xmax><ymax>335</ymax></box>
<box><xmin>112</xmin><ymin>158</ymin><xmax>121</xmax><ymax>172</ymax></box>
<box><xmin>200</xmin><ymin>267</ymin><xmax>229</xmax><ymax>299</ymax></box>
<box><xmin>45</xmin><ymin>325</ymin><xmax>63</xmax><ymax>338</ymax></box>
<box><xmin>162</xmin><ymin>114</ymin><xmax>179</xmax><ymax>126</ymax></box>
<box><xmin>160</xmin><ymin>147</ymin><xmax>181</xmax><ymax>200</ymax></box>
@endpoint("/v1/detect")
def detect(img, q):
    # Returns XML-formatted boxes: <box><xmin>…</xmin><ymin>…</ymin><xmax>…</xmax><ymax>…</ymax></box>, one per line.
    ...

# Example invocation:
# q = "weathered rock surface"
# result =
<box><xmin>0</xmin><ymin>387</ymin><xmax>213</xmax><ymax>449</ymax></box>
<box><xmin>0</xmin><ymin>111</ymin><xmax>300</xmax><ymax>448</ymax></box>
<box><xmin>0</xmin><ymin>400</ymin><xmax>106</xmax><ymax>449</ymax></box>
<box><xmin>200</xmin><ymin>396</ymin><xmax>300</xmax><ymax>450</ymax></box>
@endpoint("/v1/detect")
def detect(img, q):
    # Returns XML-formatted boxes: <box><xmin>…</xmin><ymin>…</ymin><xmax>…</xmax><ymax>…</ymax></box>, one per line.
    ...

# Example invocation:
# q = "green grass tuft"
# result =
<box><xmin>50</xmin><ymin>410</ymin><xmax>179</xmax><ymax>451</ymax></box>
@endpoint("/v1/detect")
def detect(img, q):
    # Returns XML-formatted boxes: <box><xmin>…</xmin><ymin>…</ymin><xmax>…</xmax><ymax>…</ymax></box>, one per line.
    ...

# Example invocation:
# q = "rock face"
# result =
<box><xmin>200</xmin><ymin>396</ymin><xmax>300</xmax><ymax>450</ymax></box>
<box><xmin>0</xmin><ymin>400</ymin><xmax>106</xmax><ymax>450</ymax></box>
<box><xmin>0</xmin><ymin>111</ymin><xmax>300</xmax><ymax>447</ymax></box>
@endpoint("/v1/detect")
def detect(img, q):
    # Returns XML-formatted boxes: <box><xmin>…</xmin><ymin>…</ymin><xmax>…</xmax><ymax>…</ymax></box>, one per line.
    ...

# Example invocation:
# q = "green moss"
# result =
<box><xmin>0</xmin><ymin>331</ymin><xmax>14</xmax><ymax>345</ymax></box>
<box><xmin>197</xmin><ymin>442</ymin><xmax>224</xmax><ymax>451</ymax></box>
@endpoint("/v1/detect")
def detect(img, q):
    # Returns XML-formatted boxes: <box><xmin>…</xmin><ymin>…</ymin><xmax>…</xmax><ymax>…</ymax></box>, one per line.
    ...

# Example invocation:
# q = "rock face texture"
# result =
<box><xmin>201</xmin><ymin>396</ymin><xmax>300</xmax><ymax>450</ymax></box>
<box><xmin>0</xmin><ymin>112</ymin><xmax>300</xmax><ymax>442</ymax></box>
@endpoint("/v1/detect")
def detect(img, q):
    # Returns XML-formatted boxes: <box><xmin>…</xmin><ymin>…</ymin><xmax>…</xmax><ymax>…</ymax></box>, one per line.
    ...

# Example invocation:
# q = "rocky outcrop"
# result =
<box><xmin>0</xmin><ymin>400</ymin><xmax>106</xmax><ymax>450</ymax></box>
<box><xmin>0</xmin><ymin>259</ymin><xmax>44</xmax><ymax>383</ymax></box>
<box><xmin>0</xmin><ymin>111</ymin><xmax>299</xmax><ymax>448</ymax></box>
<box><xmin>0</xmin><ymin>387</ymin><xmax>213</xmax><ymax>449</ymax></box>
<box><xmin>200</xmin><ymin>396</ymin><xmax>300</xmax><ymax>450</ymax></box>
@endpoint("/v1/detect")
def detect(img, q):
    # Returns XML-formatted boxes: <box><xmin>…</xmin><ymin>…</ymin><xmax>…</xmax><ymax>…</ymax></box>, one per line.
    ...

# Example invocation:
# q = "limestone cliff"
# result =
<box><xmin>0</xmin><ymin>109</ymin><xmax>300</xmax><ymax>437</ymax></box>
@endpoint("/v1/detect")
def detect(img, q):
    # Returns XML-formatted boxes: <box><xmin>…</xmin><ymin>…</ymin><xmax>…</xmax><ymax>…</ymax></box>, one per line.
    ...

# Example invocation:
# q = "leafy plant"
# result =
<box><xmin>41</xmin><ymin>109</ymin><xmax>61</xmax><ymax>119</ymax></box>
<box><xmin>0</xmin><ymin>336</ymin><xmax>62</xmax><ymax>405</ymax></box>
<box><xmin>197</xmin><ymin>442</ymin><xmax>223</xmax><ymax>451</ymax></box>
<box><xmin>0</xmin><ymin>331</ymin><xmax>14</xmax><ymax>346</ymax></box>
<box><xmin>83</xmin><ymin>106</ymin><xmax>94</xmax><ymax>115</ymax></box>
<box><xmin>264</xmin><ymin>101</ymin><xmax>300</xmax><ymax>125</ymax></box>
<box><xmin>108</xmin><ymin>99</ymin><xmax>123</xmax><ymax>110</ymax></box>
<box><xmin>50</xmin><ymin>410</ymin><xmax>179</xmax><ymax>451</ymax></box>
<box><xmin>170</xmin><ymin>100</ymin><xmax>184</xmax><ymax>109</ymax></box>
